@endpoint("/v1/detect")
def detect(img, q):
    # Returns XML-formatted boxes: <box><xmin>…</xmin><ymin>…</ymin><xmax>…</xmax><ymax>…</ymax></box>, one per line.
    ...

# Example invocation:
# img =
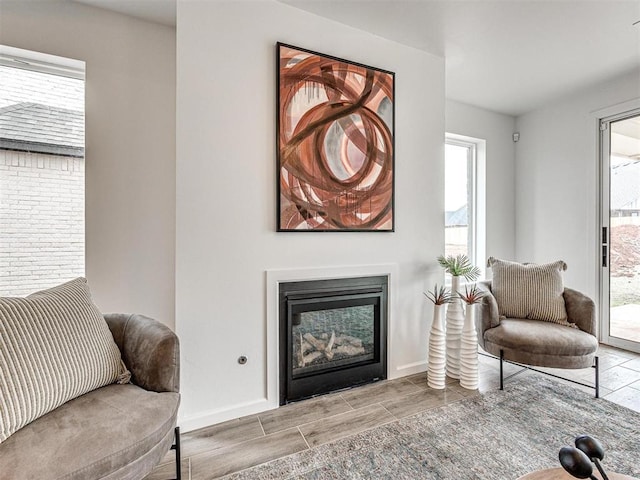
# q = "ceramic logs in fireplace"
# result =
<box><xmin>279</xmin><ymin>276</ymin><xmax>388</xmax><ymax>405</ymax></box>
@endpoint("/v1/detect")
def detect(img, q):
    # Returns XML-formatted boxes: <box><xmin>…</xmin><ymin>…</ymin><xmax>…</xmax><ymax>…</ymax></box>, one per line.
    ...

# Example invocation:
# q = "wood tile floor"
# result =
<box><xmin>146</xmin><ymin>344</ymin><xmax>640</xmax><ymax>480</ymax></box>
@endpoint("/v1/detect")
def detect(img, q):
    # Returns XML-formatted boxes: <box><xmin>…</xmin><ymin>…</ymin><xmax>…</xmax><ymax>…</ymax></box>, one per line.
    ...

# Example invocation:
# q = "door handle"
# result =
<box><xmin>602</xmin><ymin>226</ymin><xmax>608</xmax><ymax>267</ymax></box>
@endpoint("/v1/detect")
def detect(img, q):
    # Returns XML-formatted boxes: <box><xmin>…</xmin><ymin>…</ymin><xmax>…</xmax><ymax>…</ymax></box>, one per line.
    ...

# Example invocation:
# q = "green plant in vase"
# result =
<box><xmin>436</xmin><ymin>254</ymin><xmax>480</xmax><ymax>379</ymax></box>
<box><xmin>437</xmin><ymin>254</ymin><xmax>481</xmax><ymax>282</ymax></box>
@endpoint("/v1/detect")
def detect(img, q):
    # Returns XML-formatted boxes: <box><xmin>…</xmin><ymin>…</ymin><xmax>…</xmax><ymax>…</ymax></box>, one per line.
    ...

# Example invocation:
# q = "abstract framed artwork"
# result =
<box><xmin>277</xmin><ymin>43</ymin><xmax>395</xmax><ymax>232</ymax></box>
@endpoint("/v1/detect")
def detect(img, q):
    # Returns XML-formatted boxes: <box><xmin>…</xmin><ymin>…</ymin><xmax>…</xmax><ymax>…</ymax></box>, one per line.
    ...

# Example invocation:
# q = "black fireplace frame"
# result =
<box><xmin>279</xmin><ymin>275</ymin><xmax>388</xmax><ymax>405</ymax></box>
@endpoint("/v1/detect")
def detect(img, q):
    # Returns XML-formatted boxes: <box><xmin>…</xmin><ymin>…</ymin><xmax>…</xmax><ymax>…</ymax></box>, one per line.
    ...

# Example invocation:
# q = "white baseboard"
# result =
<box><xmin>178</xmin><ymin>398</ymin><xmax>278</xmax><ymax>433</ymax></box>
<box><xmin>391</xmin><ymin>359</ymin><xmax>427</xmax><ymax>379</ymax></box>
<box><xmin>179</xmin><ymin>360</ymin><xmax>428</xmax><ymax>433</ymax></box>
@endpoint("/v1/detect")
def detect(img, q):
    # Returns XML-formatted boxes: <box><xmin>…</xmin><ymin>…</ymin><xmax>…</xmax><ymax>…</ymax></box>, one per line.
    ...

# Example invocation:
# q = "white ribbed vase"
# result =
<box><xmin>445</xmin><ymin>276</ymin><xmax>464</xmax><ymax>379</ymax></box>
<box><xmin>459</xmin><ymin>303</ymin><xmax>479</xmax><ymax>390</ymax></box>
<box><xmin>427</xmin><ymin>303</ymin><xmax>446</xmax><ymax>389</ymax></box>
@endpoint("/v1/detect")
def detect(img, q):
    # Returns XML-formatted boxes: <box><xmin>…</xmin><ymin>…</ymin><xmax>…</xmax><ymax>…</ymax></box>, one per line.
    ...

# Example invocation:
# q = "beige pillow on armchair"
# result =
<box><xmin>487</xmin><ymin>257</ymin><xmax>571</xmax><ymax>325</ymax></box>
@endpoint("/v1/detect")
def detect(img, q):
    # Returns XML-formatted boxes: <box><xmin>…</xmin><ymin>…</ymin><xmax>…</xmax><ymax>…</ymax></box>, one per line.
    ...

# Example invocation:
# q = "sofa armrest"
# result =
<box><xmin>104</xmin><ymin>313</ymin><xmax>180</xmax><ymax>393</ymax></box>
<box><xmin>563</xmin><ymin>288</ymin><xmax>596</xmax><ymax>336</ymax></box>
<box><xmin>477</xmin><ymin>281</ymin><xmax>500</xmax><ymax>348</ymax></box>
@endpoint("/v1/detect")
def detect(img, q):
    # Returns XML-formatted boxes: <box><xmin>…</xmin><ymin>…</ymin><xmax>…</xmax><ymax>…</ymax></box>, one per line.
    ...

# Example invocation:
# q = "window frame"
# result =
<box><xmin>445</xmin><ymin>133</ymin><xmax>486</xmax><ymax>278</ymax></box>
<box><xmin>0</xmin><ymin>45</ymin><xmax>86</xmax><ymax>296</ymax></box>
<box><xmin>0</xmin><ymin>45</ymin><xmax>84</xmax><ymax>80</ymax></box>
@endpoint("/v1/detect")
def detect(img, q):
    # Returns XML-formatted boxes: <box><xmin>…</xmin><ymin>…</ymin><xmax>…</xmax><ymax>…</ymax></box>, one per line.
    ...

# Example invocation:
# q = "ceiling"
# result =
<box><xmin>612</xmin><ymin>117</ymin><xmax>640</xmax><ymax>159</ymax></box>
<box><xmin>72</xmin><ymin>0</ymin><xmax>640</xmax><ymax>117</ymax></box>
<box><xmin>73</xmin><ymin>0</ymin><xmax>176</xmax><ymax>27</ymax></box>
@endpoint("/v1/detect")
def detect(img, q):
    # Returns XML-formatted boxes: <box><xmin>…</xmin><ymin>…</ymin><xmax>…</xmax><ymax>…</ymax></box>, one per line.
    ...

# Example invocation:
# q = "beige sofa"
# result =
<box><xmin>0</xmin><ymin>313</ymin><xmax>181</xmax><ymax>480</ymax></box>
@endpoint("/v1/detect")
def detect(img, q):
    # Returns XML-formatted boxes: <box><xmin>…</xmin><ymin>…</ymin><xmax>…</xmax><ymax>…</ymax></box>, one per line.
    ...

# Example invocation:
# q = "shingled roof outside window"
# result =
<box><xmin>0</xmin><ymin>102</ymin><xmax>84</xmax><ymax>157</ymax></box>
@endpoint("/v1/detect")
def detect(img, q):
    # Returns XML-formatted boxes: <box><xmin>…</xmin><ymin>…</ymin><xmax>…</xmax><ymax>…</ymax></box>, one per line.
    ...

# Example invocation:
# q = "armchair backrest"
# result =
<box><xmin>477</xmin><ymin>281</ymin><xmax>500</xmax><ymax>348</ymax></box>
<box><xmin>105</xmin><ymin>313</ymin><xmax>180</xmax><ymax>393</ymax></box>
<box><xmin>477</xmin><ymin>281</ymin><xmax>596</xmax><ymax>337</ymax></box>
<box><xmin>563</xmin><ymin>287</ymin><xmax>597</xmax><ymax>336</ymax></box>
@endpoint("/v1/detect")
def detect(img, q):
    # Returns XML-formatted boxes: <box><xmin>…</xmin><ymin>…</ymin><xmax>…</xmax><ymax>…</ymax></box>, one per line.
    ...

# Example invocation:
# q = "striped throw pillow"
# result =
<box><xmin>487</xmin><ymin>257</ymin><xmax>570</xmax><ymax>325</ymax></box>
<box><xmin>0</xmin><ymin>278</ymin><xmax>130</xmax><ymax>443</ymax></box>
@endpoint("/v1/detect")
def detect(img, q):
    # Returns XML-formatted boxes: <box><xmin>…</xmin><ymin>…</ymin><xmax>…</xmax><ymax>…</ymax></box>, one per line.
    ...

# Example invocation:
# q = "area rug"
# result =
<box><xmin>225</xmin><ymin>376</ymin><xmax>640</xmax><ymax>479</ymax></box>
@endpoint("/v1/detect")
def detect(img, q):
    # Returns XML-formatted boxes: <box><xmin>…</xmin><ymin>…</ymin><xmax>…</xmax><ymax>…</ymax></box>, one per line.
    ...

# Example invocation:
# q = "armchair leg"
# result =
<box><xmin>500</xmin><ymin>349</ymin><xmax>504</xmax><ymax>390</ymax></box>
<box><xmin>482</xmin><ymin>350</ymin><xmax>599</xmax><ymax>397</ymax></box>
<box><xmin>170</xmin><ymin>426</ymin><xmax>181</xmax><ymax>480</ymax></box>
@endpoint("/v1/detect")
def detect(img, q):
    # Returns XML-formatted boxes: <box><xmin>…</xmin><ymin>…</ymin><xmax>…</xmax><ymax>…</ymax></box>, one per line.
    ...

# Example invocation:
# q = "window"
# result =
<box><xmin>0</xmin><ymin>46</ymin><xmax>85</xmax><ymax>296</ymax></box>
<box><xmin>444</xmin><ymin>134</ymin><xmax>485</xmax><ymax>273</ymax></box>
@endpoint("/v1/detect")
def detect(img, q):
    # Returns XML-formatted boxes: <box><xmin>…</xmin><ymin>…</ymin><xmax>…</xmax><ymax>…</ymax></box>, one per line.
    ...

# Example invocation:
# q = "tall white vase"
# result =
<box><xmin>445</xmin><ymin>276</ymin><xmax>464</xmax><ymax>379</ymax></box>
<box><xmin>459</xmin><ymin>303</ymin><xmax>479</xmax><ymax>390</ymax></box>
<box><xmin>427</xmin><ymin>303</ymin><xmax>446</xmax><ymax>389</ymax></box>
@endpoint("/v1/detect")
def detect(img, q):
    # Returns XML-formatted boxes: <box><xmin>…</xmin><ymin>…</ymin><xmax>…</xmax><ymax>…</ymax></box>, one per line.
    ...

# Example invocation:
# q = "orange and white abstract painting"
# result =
<box><xmin>277</xmin><ymin>43</ymin><xmax>394</xmax><ymax>231</ymax></box>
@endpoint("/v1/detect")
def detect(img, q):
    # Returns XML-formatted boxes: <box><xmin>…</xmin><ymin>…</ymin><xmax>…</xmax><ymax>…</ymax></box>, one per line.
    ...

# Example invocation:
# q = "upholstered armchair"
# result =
<box><xmin>477</xmin><ymin>275</ymin><xmax>600</xmax><ymax>397</ymax></box>
<box><xmin>0</xmin><ymin>304</ymin><xmax>182</xmax><ymax>480</ymax></box>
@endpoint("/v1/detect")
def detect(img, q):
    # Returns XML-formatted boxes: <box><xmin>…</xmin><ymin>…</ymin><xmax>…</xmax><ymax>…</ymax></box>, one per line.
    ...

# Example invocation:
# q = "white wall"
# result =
<box><xmin>176</xmin><ymin>0</ymin><xmax>445</xmax><ymax>430</ymax></box>
<box><xmin>515</xmin><ymin>69</ymin><xmax>640</xmax><ymax>299</ymax></box>
<box><xmin>445</xmin><ymin>100</ymin><xmax>516</xmax><ymax>266</ymax></box>
<box><xmin>0</xmin><ymin>1</ymin><xmax>177</xmax><ymax>328</ymax></box>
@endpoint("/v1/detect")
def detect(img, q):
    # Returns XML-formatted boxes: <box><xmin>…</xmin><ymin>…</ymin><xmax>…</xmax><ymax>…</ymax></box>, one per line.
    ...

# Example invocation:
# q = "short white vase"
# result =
<box><xmin>427</xmin><ymin>303</ymin><xmax>446</xmax><ymax>389</ymax></box>
<box><xmin>459</xmin><ymin>302</ymin><xmax>479</xmax><ymax>390</ymax></box>
<box><xmin>445</xmin><ymin>275</ymin><xmax>464</xmax><ymax>379</ymax></box>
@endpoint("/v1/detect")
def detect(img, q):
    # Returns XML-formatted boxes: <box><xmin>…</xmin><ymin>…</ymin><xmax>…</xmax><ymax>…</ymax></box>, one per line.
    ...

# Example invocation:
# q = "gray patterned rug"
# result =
<box><xmin>225</xmin><ymin>376</ymin><xmax>640</xmax><ymax>479</ymax></box>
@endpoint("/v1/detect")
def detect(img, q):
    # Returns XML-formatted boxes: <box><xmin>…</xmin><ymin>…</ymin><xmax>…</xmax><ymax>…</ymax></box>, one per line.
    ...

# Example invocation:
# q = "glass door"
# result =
<box><xmin>601</xmin><ymin>111</ymin><xmax>640</xmax><ymax>352</ymax></box>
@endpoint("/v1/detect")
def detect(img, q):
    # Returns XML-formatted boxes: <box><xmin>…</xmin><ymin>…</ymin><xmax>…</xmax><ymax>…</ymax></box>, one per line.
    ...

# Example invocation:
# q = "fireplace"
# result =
<box><xmin>279</xmin><ymin>275</ymin><xmax>388</xmax><ymax>404</ymax></box>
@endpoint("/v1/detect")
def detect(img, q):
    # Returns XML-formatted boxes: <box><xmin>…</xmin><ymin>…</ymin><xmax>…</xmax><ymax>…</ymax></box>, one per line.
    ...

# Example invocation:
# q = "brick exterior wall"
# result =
<box><xmin>0</xmin><ymin>149</ymin><xmax>85</xmax><ymax>296</ymax></box>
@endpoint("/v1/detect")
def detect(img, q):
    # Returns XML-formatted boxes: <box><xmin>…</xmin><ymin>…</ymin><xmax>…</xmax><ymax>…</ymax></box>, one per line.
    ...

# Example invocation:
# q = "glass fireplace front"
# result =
<box><xmin>279</xmin><ymin>276</ymin><xmax>387</xmax><ymax>404</ymax></box>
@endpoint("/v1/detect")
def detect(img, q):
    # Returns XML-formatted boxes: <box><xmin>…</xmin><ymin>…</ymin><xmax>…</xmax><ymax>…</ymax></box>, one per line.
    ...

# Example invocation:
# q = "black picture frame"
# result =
<box><xmin>276</xmin><ymin>43</ymin><xmax>395</xmax><ymax>232</ymax></box>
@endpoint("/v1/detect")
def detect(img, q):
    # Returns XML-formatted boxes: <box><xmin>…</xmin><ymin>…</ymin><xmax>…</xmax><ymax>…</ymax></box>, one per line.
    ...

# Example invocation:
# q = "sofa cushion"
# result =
<box><xmin>0</xmin><ymin>278</ymin><xmax>130</xmax><ymax>443</ymax></box>
<box><xmin>0</xmin><ymin>383</ymin><xmax>179</xmax><ymax>480</ymax></box>
<box><xmin>487</xmin><ymin>257</ymin><xmax>570</xmax><ymax>325</ymax></box>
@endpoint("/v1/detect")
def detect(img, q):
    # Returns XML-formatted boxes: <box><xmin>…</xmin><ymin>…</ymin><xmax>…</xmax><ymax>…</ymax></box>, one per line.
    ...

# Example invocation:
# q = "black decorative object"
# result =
<box><xmin>575</xmin><ymin>435</ymin><xmax>610</xmax><ymax>480</ymax></box>
<box><xmin>559</xmin><ymin>446</ymin><xmax>598</xmax><ymax>479</ymax></box>
<box><xmin>559</xmin><ymin>435</ymin><xmax>612</xmax><ymax>480</ymax></box>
